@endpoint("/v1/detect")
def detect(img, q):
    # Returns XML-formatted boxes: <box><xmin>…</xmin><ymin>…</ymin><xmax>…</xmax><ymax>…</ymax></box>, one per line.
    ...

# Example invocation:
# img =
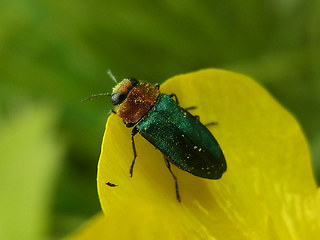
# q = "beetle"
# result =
<box><xmin>108</xmin><ymin>77</ymin><xmax>227</xmax><ymax>202</ymax></box>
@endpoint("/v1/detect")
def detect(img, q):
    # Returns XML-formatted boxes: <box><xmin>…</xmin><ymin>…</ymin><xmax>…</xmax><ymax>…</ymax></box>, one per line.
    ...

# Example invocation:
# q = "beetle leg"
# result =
<box><xmin>184</xmin><ymin>106</ymin><xmax>197</xmax><ymax>111</ymax></box>
<box><xmin>163</xmin><ymin>156</ymin><xmax>181</xmax><ymax>202</ymax></box>
<box><xmin>205</xmin><ymin>121</ymin><xmax>218</xmax><ymax>127</ymax></box>
<box><xmin>169</xmin><ymin>93</ymin><xmax>179</xmax><ymax>105</ymax></box>
<box><xmin>193</xmin><ymin>114</ymin><xmax>218</xmax><ymax>126</ymax></box>
<box><xmin>129</xmin><ymin>126</ymin><xmax>139</xmax><ymax>177</ymax></box>
<box><xmin>124</xmin><ymin>121</ymin><xmax>136</xmax><ymax>128</ymax></box>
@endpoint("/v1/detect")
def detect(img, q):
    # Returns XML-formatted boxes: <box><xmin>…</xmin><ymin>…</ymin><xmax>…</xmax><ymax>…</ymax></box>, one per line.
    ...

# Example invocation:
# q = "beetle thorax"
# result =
<box><xmin>114</xmin><ymin>82</ymin><xmax>159</xmax><ymax>124</ymax></box>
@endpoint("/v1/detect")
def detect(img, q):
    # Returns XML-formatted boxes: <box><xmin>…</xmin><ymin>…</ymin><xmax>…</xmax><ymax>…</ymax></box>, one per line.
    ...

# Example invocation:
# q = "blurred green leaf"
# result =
<box><xmin>0</xmin><ymin>103</ymin><xmax>64</xmax><ymax>240</ymax></box>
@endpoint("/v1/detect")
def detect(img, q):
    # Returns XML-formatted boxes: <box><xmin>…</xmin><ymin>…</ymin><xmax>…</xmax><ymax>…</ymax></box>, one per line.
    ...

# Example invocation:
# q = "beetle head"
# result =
<box><xmin>111</xmin><ymin>78</ymin><xmax>139</xmax><ymax>106</ymax></box>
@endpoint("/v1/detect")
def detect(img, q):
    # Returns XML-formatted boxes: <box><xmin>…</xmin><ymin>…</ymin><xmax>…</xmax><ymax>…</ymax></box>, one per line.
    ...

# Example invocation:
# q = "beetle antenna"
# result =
<box><xmin>107</xmin><ymin>69</ymin><xmax>118</xmax><ymax>84</ymax></box>
<box><xmin>82</xmin><ymin>93</ymin><xmax>110</xmax><ymax>102</ymax></box>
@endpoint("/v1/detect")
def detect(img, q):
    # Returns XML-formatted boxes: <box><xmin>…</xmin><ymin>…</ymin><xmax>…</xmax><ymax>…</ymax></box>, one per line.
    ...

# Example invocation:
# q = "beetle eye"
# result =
<box><xmin>111</xmin><ymin>93</ymin><xmax>126</xmax><ymax>105</ymax></box>
<box><xmin>129</xmin><ymin>78</ymin><xmax>139</xmax><ymax>87</ymax></box>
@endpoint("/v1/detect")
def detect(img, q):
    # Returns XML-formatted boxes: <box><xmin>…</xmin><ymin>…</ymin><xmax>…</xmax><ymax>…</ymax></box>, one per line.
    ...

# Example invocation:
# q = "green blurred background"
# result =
<box><xmin>0</xmin><ymin>0</ymin><xmax>319</xmax><ymax>239</ymax></box>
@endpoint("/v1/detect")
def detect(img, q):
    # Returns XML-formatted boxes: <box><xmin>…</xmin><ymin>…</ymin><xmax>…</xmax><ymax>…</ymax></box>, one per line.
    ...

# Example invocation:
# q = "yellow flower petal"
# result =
<box><xmin>67</xmin><ymin>214</ymin><xmax>107</xmax><ymax>240</ymax></box>
<box><xmin>92</xmin><ymin>69</ymin><xmax>319</xmax><ymax>239</ymax></box>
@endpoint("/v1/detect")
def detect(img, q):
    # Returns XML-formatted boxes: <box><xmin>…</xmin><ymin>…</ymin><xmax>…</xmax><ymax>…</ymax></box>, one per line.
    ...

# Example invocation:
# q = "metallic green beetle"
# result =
<box><xmin>110</xmin><ymin>78</ymin><xmax>227</xmax><ymax>201</ymax></box>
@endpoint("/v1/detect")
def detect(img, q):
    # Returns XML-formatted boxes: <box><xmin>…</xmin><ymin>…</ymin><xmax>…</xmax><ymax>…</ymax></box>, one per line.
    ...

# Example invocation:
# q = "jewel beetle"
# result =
<box><xmin>107</xmin><ymin>77</ymin><xmax>227</xmax><ymax>202</ymax></box>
